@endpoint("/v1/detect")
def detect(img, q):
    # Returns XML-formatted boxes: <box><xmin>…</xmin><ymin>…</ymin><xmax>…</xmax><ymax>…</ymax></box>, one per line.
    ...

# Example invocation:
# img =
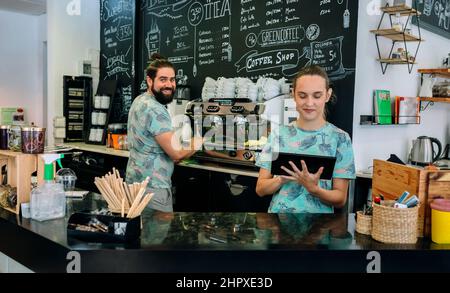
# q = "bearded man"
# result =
<box><xmin>126</xmin><ymin>53</ymin><xmax>202</xmax><ymax>212</ymax></box>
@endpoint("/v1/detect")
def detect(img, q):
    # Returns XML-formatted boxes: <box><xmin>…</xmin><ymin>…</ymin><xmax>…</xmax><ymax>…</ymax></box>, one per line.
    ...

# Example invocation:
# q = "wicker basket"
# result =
<box><xmin>371</xmin><ymin>201</ymin><xmax>419</xmax><ymax>244</ymax></box>
<box><xmin>355</xmin><ymin>211</ymin><xmax>372</xmax><ymax>235</ymax></box>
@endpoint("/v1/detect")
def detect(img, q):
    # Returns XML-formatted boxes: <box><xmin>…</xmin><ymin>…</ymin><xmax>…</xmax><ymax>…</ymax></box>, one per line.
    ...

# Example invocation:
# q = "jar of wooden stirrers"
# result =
<box><xmin>94</xmin><ymin>168</ymin><xmax>154</xmax><ymax>218</ymax></box>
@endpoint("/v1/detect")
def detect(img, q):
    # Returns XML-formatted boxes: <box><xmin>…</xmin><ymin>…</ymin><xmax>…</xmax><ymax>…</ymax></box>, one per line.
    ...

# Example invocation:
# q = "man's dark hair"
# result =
<box><xmin>146</xmin><ymin>53</ymin><xmax>175</xmax><ymax>80</ymax></box>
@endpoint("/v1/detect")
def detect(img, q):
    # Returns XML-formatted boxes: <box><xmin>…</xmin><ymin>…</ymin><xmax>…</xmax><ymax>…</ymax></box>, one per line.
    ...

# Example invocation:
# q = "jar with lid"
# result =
<box><xmin>432</xmin><ymin>80</ymin><xmax>450</xmax><ymax>97</ymax></box>
<box><xmin>8</xmin><ymin>125</ymin><xmax>22</xmax><ymax>152</ymax></box>
<box><xmin>107</xmin><ymin>123</ymin><xmax>127</xmax><ymax>148</ymax></box>
<box><xmin>21</xmin><ymin>127</ymin><xmax>46</xmax><ymax>154</ymax></box>
<box><xmin>0</xmin><ymin>125</ymin><xmax>10</xmax><ymax>150</ymax></box>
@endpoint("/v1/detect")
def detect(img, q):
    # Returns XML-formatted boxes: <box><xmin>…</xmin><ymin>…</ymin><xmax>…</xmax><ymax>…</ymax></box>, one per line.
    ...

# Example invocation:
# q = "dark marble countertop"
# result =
<box><xmin>1</xmin><ymin>193</ymin><xmax>450</xmax><ymax>273</ymax></box>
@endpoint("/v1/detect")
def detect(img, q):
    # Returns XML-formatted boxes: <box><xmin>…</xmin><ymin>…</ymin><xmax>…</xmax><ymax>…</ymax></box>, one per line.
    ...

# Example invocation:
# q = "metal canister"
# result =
<box><xmin>21</xmin><ymin>127</ymin><xmax>46</xmax><ymax>154</ymax></box>
<box><xmin>8</xmin><ymin>125</ymin><xmax>22</xmax><ymax>152</ymax></box>
<box><xmin>0</xmin><ymin>125</ymin><xmax>10</xmax><ymax>150</ymax></box>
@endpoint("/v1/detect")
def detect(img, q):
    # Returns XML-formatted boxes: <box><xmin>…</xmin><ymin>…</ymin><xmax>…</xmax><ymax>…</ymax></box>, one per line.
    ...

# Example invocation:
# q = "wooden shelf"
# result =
<box><xmin>373</xmin><ymin>3</ymin><xmax>422</xmax><ymax>75</ymax></box>
<box><xmin>419</xmin><ymin>97</ymin><xmax>450</xmax><ymax>103</ymax></box>
<box><xmin>0</xmin><ymin>151</ymin><xmax>37</xmax><ymax>214</ymax></box>
<box><xmin>418</xmin><ymin>68</ymin><xmax>450</xmax><ymax>78</ymax></box>
<box><xmin>378</xmin><ymin>58</ymin><xmax>416</xmax><ymax>64</ymax></box>
<box><xmin>371</xmin><ymin>29</ymin><xmax>422</xmax><ymax>41</ymax></box>
<box><xmin>380</xmin><ymin>5</ymin><xmax>421</xmax><ymax>16</ymax></box>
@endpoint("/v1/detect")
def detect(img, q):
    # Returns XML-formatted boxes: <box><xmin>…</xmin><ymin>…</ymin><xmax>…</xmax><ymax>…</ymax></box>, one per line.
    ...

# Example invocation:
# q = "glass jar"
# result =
<box><xmin>392</xmin><ymin>13</ymin><xmax>402</xmax><ymax>31</ymax></box>
<box><xmin>0</xmin><ymin>125</ymin><xmax>9</xmax><ymax>150</ymax></box>
<box><xmin>55</xmin><ymin>168</ymin><xmax>77</xmax><ymax>191</ymax></box>
<box><xmin>21</xmin><ymin>127</ymin><xmax>46</xmax><ymax>154</ymax></box>
<box><xmin>107</xmin><ymin>124</ymin><xmax>127</xmax><ymax>148</ymax></box>
<box><xmin>8</xmin><ymin>125</ymin><xmax>22</xmax><ymax>152</ymax></box>
<box><xmin>117</xmin><ymin>134</ymin><xmax>128</xmax><ymax>150</ymax></box>
<box><xmin>433</xmin><ymin>81</ymin><xmax>450</xmax><ymax>97</ymax></box>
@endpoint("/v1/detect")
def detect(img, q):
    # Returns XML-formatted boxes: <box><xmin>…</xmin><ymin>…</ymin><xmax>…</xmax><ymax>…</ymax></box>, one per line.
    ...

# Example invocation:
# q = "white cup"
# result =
<box><xmin>94</xmin><ymin>96</ymin><xmax>102</xmax><ymax>109</ymax></box>
<box><xmin>89</xmin><ymin>128</ymin><xmax>96</xmax><ymax>141</ymax></box>
<box><xmin>98</xmin><ymin>112</ymin><xmax>107</xmax><ymax>125</ymax></box>
<box><xmin>96</xmin><ymin>129</ymin><xmax>103</xmax><ymax>142</ymax></box>
<box><xmin>101</xmin><ymin>96</ymin><xmax>110</xmax><ymax>109</ymax></box>
<box><xmin>91</xmin><ymin>112</ymin><xmax>99</xmax><ymax>125</ymax></box>
<box><xmin>21</xmin><ymin>202</ymin><xmax>30</xmax><ymax>218</ymax></box>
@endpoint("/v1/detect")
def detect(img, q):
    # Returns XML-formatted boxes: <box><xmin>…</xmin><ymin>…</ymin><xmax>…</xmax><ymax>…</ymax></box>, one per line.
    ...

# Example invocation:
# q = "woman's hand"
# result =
<box><xmin>280</xmin><ymin>160</ymin><xmax>324</xmax><ymax>194</ymax></box>
<box><xmin>277</xmin><ymin>175</ymin><xmax>290</xmax><ymax>186</ymax></box>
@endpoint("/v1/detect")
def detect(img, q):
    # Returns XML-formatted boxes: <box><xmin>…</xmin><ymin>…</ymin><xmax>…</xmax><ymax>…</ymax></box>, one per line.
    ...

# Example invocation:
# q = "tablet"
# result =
<box><xmin>271</xmin><ymin>152</ymin><xmax>336</xmax><ymax>180</ymax></box>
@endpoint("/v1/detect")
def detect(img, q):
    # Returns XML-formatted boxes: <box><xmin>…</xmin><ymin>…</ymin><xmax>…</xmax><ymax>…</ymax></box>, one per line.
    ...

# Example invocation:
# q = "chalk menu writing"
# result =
<box><xmin>137</xmin><ymin>0</ymin><xmax>359</xmax><ymax>135</ymax></box>
<box><xmin>138</xmin><ymin>0</ymin><xmax>358</xmax><ymax>91</ymax></box>
<box><xmin>414</xmin><ymin>0</ymin><xmax>450</xmax><ymax>39</ymax></box>
<box><xmin>100</xmin><ymin>0</ymin><xmax>135</xmax><ymax>123</ymax></box>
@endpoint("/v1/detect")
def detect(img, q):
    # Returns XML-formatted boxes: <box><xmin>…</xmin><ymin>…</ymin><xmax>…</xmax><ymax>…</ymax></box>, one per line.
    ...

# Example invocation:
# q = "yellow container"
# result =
<box><xmin>431</xmin><ymin>199</ymin><xmax>450</xmax><ymax>244</ymax></box>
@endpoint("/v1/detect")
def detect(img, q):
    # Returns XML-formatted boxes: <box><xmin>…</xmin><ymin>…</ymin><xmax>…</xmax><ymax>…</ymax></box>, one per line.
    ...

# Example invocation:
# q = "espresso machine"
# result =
<box><xmin>185</xmin><ymin>97</ymin><xmax>283</xmax><ymax>167</ymax></box>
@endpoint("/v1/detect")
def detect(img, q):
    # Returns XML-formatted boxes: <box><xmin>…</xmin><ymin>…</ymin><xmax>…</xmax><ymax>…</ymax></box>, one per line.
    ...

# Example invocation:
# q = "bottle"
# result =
<box><xmin>30</xmin><ymin>154</ymin><xmax>66</xmax><ymax>221</ymax></box>
<box><xmin>343</xmin><ymin>9</ymin><xmax>350</xmax><ymax>29</ymax></box>
<box><xmin>12</xmin><ymin>108</ymin><xmax>25</xmax><ymax>125</ymax></box>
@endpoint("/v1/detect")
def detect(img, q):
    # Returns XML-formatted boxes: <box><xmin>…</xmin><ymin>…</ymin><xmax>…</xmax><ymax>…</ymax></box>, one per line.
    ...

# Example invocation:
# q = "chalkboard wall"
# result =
<box><xmin>100</xmin><ymin>0</ymin><xmax>136</xmax><ymax>123</ymax></box>
<box><xmin>414</xmin><ymin>0</ymin><xmax>450</xmax><ymax>40</ymax></box>
<box><xmin>101</xmin><ymin>0</ymin><xmax>359</xmax><ymax>136</ymax></box>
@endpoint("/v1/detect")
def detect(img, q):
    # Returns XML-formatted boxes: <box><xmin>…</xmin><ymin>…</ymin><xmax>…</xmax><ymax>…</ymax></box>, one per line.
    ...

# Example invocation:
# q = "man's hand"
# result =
<box><xmin>192</xmin><ymin>136</ymin><xmax>204</xmax><ymax>151</ymax></box>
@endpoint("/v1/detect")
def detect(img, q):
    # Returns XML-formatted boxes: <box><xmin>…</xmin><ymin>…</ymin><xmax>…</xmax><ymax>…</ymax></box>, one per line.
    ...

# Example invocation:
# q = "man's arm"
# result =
<box><xmin>155</xmin><ymin>132</ymin><xmax>202</xmax><ymax>162</ymax></box>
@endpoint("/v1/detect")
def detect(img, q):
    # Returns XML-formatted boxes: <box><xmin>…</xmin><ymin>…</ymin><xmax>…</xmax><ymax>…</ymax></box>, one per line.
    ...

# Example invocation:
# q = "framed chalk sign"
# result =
<box><xmin>414</xmin><ymin>0</ymin><xmax>450</xmax><ymax>39</ymax></box>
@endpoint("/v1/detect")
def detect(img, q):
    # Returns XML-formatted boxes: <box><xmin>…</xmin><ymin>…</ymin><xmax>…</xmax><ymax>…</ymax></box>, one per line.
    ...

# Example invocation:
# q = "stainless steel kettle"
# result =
<box><xmin>410</xmin><ymin>136</ymin><xmax>442</xmax><ymax>166</ymax></box>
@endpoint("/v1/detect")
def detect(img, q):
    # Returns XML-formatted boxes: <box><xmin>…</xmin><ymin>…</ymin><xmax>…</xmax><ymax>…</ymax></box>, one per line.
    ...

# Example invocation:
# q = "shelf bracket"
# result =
<box><xmin>420</xmin><ymin>101</ymin><xmax>434</xmax><ymax>111</ymax></box>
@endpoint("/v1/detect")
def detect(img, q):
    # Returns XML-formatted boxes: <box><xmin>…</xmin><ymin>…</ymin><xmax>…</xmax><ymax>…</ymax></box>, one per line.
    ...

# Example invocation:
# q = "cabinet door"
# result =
<box><xmin>210</xmin><ymin>173</ymin><xmax>271</xmax><ymax>212</ymax></box>
<box><xmin>60</xmin><ymin>152</ymin><xmax>128</xmax><ymax>192</ymax></box>
<box><xmin>172</xmin><ymin>167</ymin><xmax>210</xmax><ymax>212</ymax></box>
<box><xmin>63</xmin><ymin>76</ymin><xmax>92</xmax><ymax>142</ymax></box>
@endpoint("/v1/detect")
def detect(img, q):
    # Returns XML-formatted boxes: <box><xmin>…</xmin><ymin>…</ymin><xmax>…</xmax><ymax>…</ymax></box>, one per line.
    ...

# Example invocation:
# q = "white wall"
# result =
<box><xmin>0</xmin><ymin>10</ymin><xmax>45</xmax><ymax>126</ymax></box>
<box><xmin>352</xmin><ymin>1</ymin><xmax>450</xmax><ymax>170</ymax></box>
<box><xmin>47</xmin><ymin>0</ymin><xmax>100</xmax><ymax>145</ymax></box>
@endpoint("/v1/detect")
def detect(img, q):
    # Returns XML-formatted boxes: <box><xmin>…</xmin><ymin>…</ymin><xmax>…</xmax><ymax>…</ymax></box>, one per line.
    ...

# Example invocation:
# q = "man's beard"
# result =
<box><xmin>152</xmin><ymin>85</ymin><xmax>175</xmax><ymax>105</ymax></box>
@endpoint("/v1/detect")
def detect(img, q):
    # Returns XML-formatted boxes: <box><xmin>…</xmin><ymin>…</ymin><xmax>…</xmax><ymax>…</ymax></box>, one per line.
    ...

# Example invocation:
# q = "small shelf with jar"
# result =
<box><xmin>371</xmin><ymin>1</ymin><xmax>423</xmax><ymax>74</ymax></box>
<box><xmin>418</xmin><ymin>68</ymin><xmax>450</xmax><ymax>110</ymax></box>
<box><xmin>418</xmin><ymin>68</ymin><xmax>450</xmax><ymax>79</ymax></box>
<box><xmin>419</xmin><ymin>97</ymin><xmax>450</xmax><ymax>103</ymax></box>
<box><xmin>86</xmin><ymin>80</ymin><xmax>117</xmax><ymax>145</ymax></box>
<box><xmin>377</xmin><ymin>58</ymin><xmax>416</xmax><ymax>65</ymax></box>
<box><xmin>360</xmin><ymin>115</ymin><xmax>420</xmax><ymax>126</ymax></box>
